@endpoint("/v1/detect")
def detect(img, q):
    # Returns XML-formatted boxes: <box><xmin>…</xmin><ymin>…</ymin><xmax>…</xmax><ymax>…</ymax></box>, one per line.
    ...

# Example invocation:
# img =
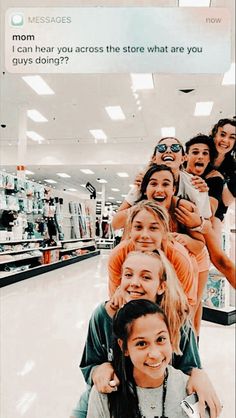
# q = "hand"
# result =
<box><xmin>109</xmin><ymin>287</ymin><xmax>125</xmax><ymax>310</ymax></box>
<box><xmin>175</xmin><ymin>204</ymin><xmax>202</xmax><ymax>229</ymax></box>
<box><xmin>92</xmin><ymin>362</ymin><xmax>120</xmax><ymax>393</ymax></box>
<box><xmin>187</xmin><ymin>368</ymin><xmax>222</xmax><ymax>418</ymax></box>
<box><xmin>191</xmin><ymin>176</ymin><xmax>209</xmax><ymax>192</ymax></box>
<box><xmin>172</xmin><ymin>232</ymin><xmax>190</xmax><ymax>247</ymax></box>
<box><xmin>134</xmin><ymin>171</ymin><xmax>144</xmax><ymax>187</ymax></box>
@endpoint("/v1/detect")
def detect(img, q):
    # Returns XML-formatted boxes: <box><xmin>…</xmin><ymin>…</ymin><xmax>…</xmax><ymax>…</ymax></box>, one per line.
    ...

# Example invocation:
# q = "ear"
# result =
<box><xmin>118</xmin><ymin>338</ymin><xmax>129</xmax><ymax>356</ymax></box>
<box><xmin>156</xmin><ymin>280</ymin><xmax>166</xmax><ymax>296</ymax></box>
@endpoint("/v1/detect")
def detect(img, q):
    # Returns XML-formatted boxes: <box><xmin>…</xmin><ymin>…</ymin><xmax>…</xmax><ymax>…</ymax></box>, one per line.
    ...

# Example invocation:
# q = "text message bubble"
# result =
<box><xmin>5</xmin><ymin>7</ymin><xmax>231</xmax><ymax>73</ymax></box>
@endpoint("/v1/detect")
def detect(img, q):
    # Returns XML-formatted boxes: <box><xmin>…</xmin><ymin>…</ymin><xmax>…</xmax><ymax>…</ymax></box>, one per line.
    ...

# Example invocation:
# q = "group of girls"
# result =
<box><xmin>71</xmin><ymin>118</ymin><xmax>235</xmax><ymax>418</ymax></box>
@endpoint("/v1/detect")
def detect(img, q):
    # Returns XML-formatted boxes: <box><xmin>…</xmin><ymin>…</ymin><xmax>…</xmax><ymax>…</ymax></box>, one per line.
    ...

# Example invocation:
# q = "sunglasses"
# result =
<box><xmin>155</xmin><ymin>143</ymin><xmax>182</xmax><ymax>153</ymax></box>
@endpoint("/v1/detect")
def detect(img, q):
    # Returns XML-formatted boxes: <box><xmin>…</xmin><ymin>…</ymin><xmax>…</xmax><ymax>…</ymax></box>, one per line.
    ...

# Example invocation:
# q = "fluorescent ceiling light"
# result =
<box><xmin>97</xmin><ymin>191</ymin><xmax>102</xmax><ymax>195</ymax></box>
<box><xmin>179</xmin><ymin>0</ymin><xmax>210</xmax><ymax>6</ymax></box>
<box><xmin>222</xmin><ymin>63</ymin><xmax>235</xmax><ymax>85</ymax></box>
<box><xmin>116</xmin><ymin>200</ymin><xmax>122</xmax><ymax>203</ymax></box>
<box><xmin>25</xmin><ymin>170</ymin><xmax>34</xmax><ymax>175</ymax></box>
<box><xmin>44</xmin><ymin>179</ymin><xmax>57</xmax><ymax>184</ymax></box>
<box><xmin>161</xmin><ymin>127</ymin><xmax>176</xmax><ymax>137</ymax></box>
<box><xmin>117</xmin><ymin>172</ymin><xmax>129</xmax><ymax>178</ymax></box>
<box><xmin>67</xmin><ymin>188</ymin><xmax>77</xmax><ymax>191</ymax></box>
<box><xmin>129</xmin><ymin>184</ymin><xmax>135</xmax><ymax>188</ymax></box>
<box><xmin>56</xmin><ymin>172</ymin><xmax>71</xmax><ymax>178</ymax></box>
<box><xmin>108</xmin><ymin>197</ymin><xmax>115</xmax><ymax>200</ymax></box>
<box><xmin>97</xmin><ymin>179</ymin><xmax>107</xmax><ymax>183</ymax></box>
<box><xmin>194</xmin><ymin>101</ymin><xmax>213</xmax><ymax>116</ymax></box>
<box><xmin>26</xmin><ymin>131</ymin><xmax>45</xmax><ymax>142</ymax></box>
<box><xmin>22</xmin><ymin>75</ymin><xmax>54</xmax><ymax>95</ymax></box>
<box><xmin>131</xmin><ymin>73</ymin><xmax>154</xmax><ymax>90</ymax></box>
<box><xmin>105</xmin><ymin>106</ymin><xmax>125</xmax><ymax>120</ymax></box>
<box><xmin>27</xmin><ymin>109</ymin><xmax>48</xmax><ymax>122</ymax></box>
<box><xmin>111</xmin><ymin>188</ymin><xmax>120</xmax><ymax>192</ymax></box>
<box><xmin>80</xmin><ymin>169</ymin><xmax>94</xmax><ymax>174</ymax></box>
<box><xmin>121</xmin><ymin>194</ymin><xmax>127</xmax><ymax>197</ymax></box>
<box><xmin>80</xmin><ymin>184</ymin><xmax>86</xmax><ymax>187</ymax></box>
<box><xmin>89</xmin><ymin>129</ymin><xmax>107</xmax><ymax>140</ymax></box>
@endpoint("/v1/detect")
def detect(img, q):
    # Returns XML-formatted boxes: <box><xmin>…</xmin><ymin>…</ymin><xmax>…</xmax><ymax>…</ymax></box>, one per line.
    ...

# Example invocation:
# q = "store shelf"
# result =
<box><xmin>0</xmin><ymin>254</ymin><xmax>40</xmax><ymax>265</ymax></box>
<box><xmin>203</xmin><ymin>305</ymin><xmax>236</xmax><ymax>326</ymax></box>
<box><xmin>0</xmin><ymin>245</ymin><xmax>61</xmax><ymax>255</ymax></box>
<box><xmin>0</xmin><ymin>239</ymin><xmax>43</xmax><ymax>244</ymax></box>
<box><xmin>60</xmin><ymin>238</ymin><xmax>94</xmax><ymax>243</ymax></box>
<box><xmin>60</xmin><ymin>244</ymin><xmax>95</xmax><ymax>253</ymax></box>
<box><xmin>0</xmin><ymin>250</ymin><xmax>100</xmax><ymax>287</ymax></box>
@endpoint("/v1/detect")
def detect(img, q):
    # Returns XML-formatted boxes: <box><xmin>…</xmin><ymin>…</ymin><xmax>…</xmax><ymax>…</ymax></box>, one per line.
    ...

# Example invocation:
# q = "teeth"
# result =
<box><xmin>128</xmin><ymin>291</ymin><xmax>143</xmax><ymax>296</ymax></box>
<box><xmin>154</xmin><ymin>197</ymin><xmax>165</xmax><ymax>202</ymax></box>
<box><xmin>163</xmin><ymin>156</ymin><xmax>174</xmax><ymax>161</ymax></box>
<box><xmin>146</xmin><ymin>362</ymin><xmax>162</xmax><ymax>367</ymax></box>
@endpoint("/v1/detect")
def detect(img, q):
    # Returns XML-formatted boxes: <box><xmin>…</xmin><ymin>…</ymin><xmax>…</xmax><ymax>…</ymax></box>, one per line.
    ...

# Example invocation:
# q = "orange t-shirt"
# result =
<box><xmin>108</xmin><ymin>239</ymin><xmax>198</xmax><ymax>306</ymax></box>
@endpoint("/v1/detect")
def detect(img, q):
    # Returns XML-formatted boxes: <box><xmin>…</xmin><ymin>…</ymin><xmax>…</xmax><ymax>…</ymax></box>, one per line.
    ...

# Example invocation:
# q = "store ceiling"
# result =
<box><xmin>0</xmin><ymin>0</ymin><xmax>235</xmax><ymax>206</ymax></box>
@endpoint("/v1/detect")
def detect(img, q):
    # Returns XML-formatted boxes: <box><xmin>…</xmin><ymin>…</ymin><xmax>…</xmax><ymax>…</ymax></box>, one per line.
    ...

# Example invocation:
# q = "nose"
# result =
<box><xmin>130</xmin><ymin>274</ymin><xmax>140</xmax><ymax>287</ymax></box>
<box><xmin>140</xmin><ymin>227</ymin><xmax>150</xmax><ymax>238</ymax></box>
<box><xmin>147</xmin><ymin>344</ymin><xmax>162</xmax><ymax>359</ymax></box>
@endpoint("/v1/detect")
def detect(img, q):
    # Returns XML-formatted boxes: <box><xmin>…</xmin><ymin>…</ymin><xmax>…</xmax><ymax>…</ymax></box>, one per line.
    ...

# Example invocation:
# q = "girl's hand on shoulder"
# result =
<box><xmin>109</xmin><ymin>287</ymin><xmax>125</xmax><ymax>310</ymax></box>
<box><xmin>187</xmin><ymin>368</ymin><xmax>222</xmax><ymax>418</ymax></box>
<box><xmin>175</xmin><ymin>204</ymin><xmax>202</xmax><ymax>229</ymax></box>
<box><xmin>172</xmin><ymin>232</ymin><xmax>189</xmax><ymax>247</ymax></box>
<box><xmin>191</xmin><ymin>176</ymin><xmax>209</xmax><ymax>192</ymax></box>
<box><xmin>92</xmin><ymin>362</ymin><xmax>120</xmax><ymax>393</ymax></box>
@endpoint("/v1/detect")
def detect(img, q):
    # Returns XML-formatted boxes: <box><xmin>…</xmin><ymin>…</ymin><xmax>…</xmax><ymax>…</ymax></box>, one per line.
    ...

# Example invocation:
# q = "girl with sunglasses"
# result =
<box><xmin>72</xmin><ymin>251</ymin><xmax>221</xmax><ymax>418</ymax></box>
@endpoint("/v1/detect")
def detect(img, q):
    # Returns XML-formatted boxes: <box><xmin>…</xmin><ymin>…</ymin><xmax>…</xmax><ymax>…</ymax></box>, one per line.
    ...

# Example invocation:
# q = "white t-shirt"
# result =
<box><xmin>87</xmin><ymin>365</ymin><xmax>188</xmax><ymax>418</ymax></box>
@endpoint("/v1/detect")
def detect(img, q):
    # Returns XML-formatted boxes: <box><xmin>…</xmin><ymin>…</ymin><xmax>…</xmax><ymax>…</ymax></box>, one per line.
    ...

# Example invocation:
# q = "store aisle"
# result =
<box><xmin>0</xmin><ymin>252</ymin><xmax>235</xmax><ymax>418</ymax></box>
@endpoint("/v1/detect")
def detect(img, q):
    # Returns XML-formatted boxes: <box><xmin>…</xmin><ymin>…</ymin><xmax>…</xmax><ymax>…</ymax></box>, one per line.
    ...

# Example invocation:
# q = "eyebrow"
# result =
<box><xmin>191</xmin><ymin>147</ymin><xmax>209</xmax><ymax>151</ymax></box>
<box><xmin>221</xmin><ymin>129</ymin><xmax>236</xmax><ymax>137</ymax></box>
<box><xmin>149</xmin><ymin>177</ymin><xmax>172</xmax><ymax>182</ymax></box>
<box><xmin>133</xmin><ymin>220</ymin><xmax>160</xmax><ymax>225</ymax></box>
<box><xmin>131</xmin><ymin>330</ymin><xmax>168</xmax><ymax>341</ymax></box>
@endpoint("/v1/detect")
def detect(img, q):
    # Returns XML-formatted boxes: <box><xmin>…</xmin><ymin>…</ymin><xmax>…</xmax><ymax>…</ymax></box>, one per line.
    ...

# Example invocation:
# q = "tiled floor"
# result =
<box><xmin>0</xmin><ymin>252</ymin><xmax>235</xmax><ymax>418</ymax></box>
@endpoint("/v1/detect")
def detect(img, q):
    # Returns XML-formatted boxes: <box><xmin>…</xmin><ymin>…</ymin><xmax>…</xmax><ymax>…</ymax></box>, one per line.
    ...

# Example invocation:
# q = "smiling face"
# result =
<box><xmin>120</xmin><ymin>252</ymin><xmax>165</xmax><ymax>303</ymax></box>
<box><xmin>153</xmin><ymin>138</ymin><xmax>185</xmax><ymax>177</ymax></box>
<box><xmin>130</xmin><ymin>209</ymin><xmax>165</xmax><ymax>251</ymax></box>
<box><xmin>125</xmin><ymin>313</ymin><xmax>172</xmax><ymax>387</ymax></box>
<box><xmin>185</xmin><ymin>143</ymin><xmax>210</xmax><ymax>176</ymax></box>
<box><xmin>145</xmin><ymin>170</ymin><xmax>175</xmax><ymax>209</ymax></box>
<box><xmin>214</xmin><ymin>124</ymin><xmax>236</xmax><ymax>156</ymax></box>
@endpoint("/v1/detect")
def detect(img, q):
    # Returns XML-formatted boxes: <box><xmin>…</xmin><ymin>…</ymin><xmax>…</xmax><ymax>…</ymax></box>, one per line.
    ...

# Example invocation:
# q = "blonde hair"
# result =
<box><xmin>124</xmin><ymin>200</ymin><xmax>170</xmax><ymax>245</ymax></box>
<box><xmin>123</xmin><ymin>250</ymin><xmax>190</xmax><ymax>355</ymax></box>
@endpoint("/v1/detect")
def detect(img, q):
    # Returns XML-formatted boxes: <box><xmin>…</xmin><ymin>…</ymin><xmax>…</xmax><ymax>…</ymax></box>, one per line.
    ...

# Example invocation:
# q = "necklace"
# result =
<box><xmin>139</xmin><ymin>368</ymin><xmax>168</xmax><ymax>418</ymax></box>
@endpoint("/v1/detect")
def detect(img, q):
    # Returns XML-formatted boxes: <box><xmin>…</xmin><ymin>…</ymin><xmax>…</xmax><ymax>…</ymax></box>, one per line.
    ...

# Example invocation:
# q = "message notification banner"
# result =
<box><xmin>5</xmin><ymin>7</ymin><xmax>230</xmax><ymax>73</ymax></box>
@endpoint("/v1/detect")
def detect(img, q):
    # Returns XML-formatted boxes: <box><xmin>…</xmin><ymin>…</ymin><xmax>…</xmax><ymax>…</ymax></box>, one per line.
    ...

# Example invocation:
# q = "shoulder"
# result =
<box><xmin>168</xmin><ymin>364</ymin><xmax>188</xmax><ymax>386</ymax></box>
<box><xmin>167</xmin><ymin>239</ymin><xmax>192</xmax><ymax>263</ymax></box>
<box><xmin>90</xmin><ymin>302</ymin><xmax>109</xmax><ymax>326</ymax></box>
<box><xmin>87</xmin><ymin>386</ymin><xmax>110</xmax><ymax>417</ymax></box>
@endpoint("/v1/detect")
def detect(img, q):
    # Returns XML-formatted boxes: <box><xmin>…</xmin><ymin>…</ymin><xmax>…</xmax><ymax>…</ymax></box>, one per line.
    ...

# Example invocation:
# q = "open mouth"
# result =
<box><xmin>145</xmin><ymin>360</ymin><xmax>164</xmax><ymax>368</ymax></box>
<box><xmin>127</xmin><ymin>290</ymin><xmax>144</xmax><ymax>297</ymax></box>
<box><xmin>219</xmin><ymin>143</ymin><xmax>229</xmax><ymax>149</ymax></box>
<box><xmin>162</xmin><ymin>156</ymin><xmax>174</xmax><ymax>162</ymax></box>
<box><xmin>153</xmin><ymin>196</ymin><xmax>166</xmax><ymax>202</ymax></box>
<box><xmin>195</xmin><ymin>162</ymin><xmax>204</xmax><ymax>168</ymax></box>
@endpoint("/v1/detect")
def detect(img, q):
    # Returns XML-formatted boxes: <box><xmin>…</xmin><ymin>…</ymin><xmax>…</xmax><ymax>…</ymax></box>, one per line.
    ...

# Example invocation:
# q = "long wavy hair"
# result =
<box><xmin>108</xmin><ymin>300</ymin><xmax>169</xmax><ymax>418</ymax></box>
<box><xmin>209</xmin><ymin>118</ymin><xmax>236</xmax><ymax>176</ymax></box>
<box><xmin>121</xmin><ymin>250</ymin><xmax>190</xmax><ymax>354</ymax></box>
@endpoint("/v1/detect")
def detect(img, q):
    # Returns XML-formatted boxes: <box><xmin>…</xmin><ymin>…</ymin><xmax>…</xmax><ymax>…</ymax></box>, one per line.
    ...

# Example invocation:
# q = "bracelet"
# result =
<box><xmin>189</xmin><ymin>217</ymin><xmax>206</xmax><ymax>232</ymax></box>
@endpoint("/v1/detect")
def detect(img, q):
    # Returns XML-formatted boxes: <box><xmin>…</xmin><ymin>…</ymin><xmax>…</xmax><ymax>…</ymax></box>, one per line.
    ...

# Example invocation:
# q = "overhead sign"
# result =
<box><xmin>86</xmin><ymin>182</ymin><xmax>96</xmax><ymax>199</ymax></box>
